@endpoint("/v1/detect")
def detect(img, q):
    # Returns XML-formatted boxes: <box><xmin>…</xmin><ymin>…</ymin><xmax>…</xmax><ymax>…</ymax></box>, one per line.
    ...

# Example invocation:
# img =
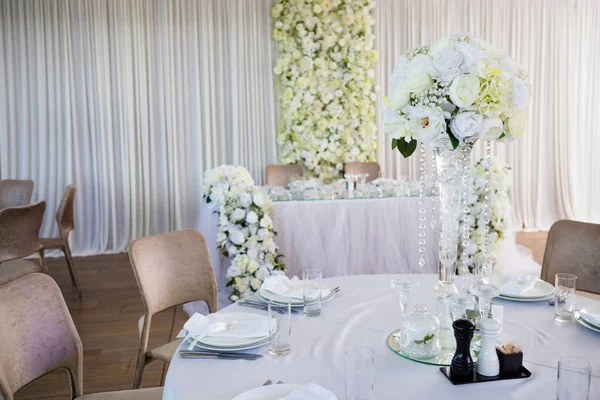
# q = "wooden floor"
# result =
<box><xmin>15</xmin><ymin>232</ymin><xmax>548</xmax><ymax>399</ymax></box>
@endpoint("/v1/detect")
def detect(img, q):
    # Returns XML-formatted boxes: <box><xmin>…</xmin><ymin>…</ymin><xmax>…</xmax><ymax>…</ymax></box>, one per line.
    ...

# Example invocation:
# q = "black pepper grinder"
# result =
<box><xmin>450</xmin><ymin>318</ymin><xmax>475</xmax><ymax>382</ymax></box>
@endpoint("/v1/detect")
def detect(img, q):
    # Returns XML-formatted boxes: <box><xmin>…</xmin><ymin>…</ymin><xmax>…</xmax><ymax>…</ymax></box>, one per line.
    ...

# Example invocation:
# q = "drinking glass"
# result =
<box><xmin>450</xmin><ymin>293</ymin><xmax>476</xmax><ymax>322</ymax></box>
<box><xmin>268</xmin><ymin>300</ymin><xmax>291</xmax><ymax>355</ymax></box>
<box><xmin>557</xmin><ymin>356</ymin><xmax>591</xmax><ymax>399</ymax></box>
<box><xmin>389</xmin><ymin>277</ymin><xmax>419</xmax><ymax>315</ymax></box>
<box><xmin>345</xmin><ymin>346</ymin><xmax>374</xmax><ymax>400</ymax></box>
<box><xmin>303</xmin><ymin>269</ymin><xmax>322</xmax><ymax>317</ymax></box>
<box><xmin>555</xmin><ymin>273</ymin><xmax>577</xmax><ymax>323</ymax></box>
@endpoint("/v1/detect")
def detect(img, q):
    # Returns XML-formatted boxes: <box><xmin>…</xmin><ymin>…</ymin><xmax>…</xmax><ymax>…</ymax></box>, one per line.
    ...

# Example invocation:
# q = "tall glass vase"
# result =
<box><xmin>433</xmin><ymin>140</ymin><xmax>473</xmax><ymax>349</ymax></box>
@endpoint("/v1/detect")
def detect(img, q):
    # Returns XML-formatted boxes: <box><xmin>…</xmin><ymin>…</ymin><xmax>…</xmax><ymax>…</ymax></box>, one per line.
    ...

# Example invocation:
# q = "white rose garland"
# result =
<box><xmin>273</xmin><ymin>0</ymin><xmax>378</xmax><ymax>181</ymax></box>
<box><xmin>203</xmin><ymin>165</ymin><xmax>286</xmax><ymax>301</ymax></box>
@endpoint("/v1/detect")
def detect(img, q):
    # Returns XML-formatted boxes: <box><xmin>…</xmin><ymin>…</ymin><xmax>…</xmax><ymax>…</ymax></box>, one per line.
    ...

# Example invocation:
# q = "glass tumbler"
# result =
<box><xmin>557</xmin><ymin>356</ymin><xmax>591</xmax><ymax>399</ymax></box>
<box><xmin>554</xmin><ymin>273</ymin><xmax>577</xmax><ymax>323</ymax></box>
<box><xmin>303</xmin><ymin>269</ymin><xmax>322</xmax><ymax>317</ymax></box>
<box><xmin>268</xmin><ymin>300</ymin><xmax>291</xmax><ymax>355</ymax></box>
<box><xmin>345</xmin><ymin>346</ymin><xmax>374</xmax><ymax>400</ymax></box>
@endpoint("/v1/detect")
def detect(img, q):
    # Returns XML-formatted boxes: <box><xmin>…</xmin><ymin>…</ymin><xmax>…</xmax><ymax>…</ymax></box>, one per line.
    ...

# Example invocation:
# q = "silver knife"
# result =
<box><xmin>238</xmin><ymin>301</ymin><xmax>301</xmax><ymax>314</ymax></box>
<box><xmin>179</xmin><ymin>350</ymin><xmax>262</xmax><ymax>360</ymax></box>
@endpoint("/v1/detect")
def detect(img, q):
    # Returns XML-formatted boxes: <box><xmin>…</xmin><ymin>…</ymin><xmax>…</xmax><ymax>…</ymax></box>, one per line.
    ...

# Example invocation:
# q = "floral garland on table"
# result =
<box><xmin>458</xmin><ymin>157</ymin><xmax>512</xmax><ymax>272</ymax></box>
<box><xmin>203</xmin><ymin>166</ymin><xmax>285</xmax><ymax>301</ymax></box>
<box><xmin>272</xmin><ymin>0</ymin><xmax>378</xmax><ymax>181</ymax></box>
<box><xmin>383</xmin><ymin>31</ymin><xmax>530</xmax><ymax>154</ymax></box>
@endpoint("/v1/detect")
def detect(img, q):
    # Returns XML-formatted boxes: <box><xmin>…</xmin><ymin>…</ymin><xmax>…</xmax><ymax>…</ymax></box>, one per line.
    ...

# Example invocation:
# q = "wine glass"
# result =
<box><xmin>390</xmin><ymin>277</ymin><xmax>420</xmax><ymax>316</ymax></box>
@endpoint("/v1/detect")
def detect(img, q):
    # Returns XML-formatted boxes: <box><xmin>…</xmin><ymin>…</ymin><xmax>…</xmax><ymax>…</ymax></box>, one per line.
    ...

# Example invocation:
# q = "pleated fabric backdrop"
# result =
<box><xmin>1</xmin><ymin>0</ymin><xmax>599</xmax><ymax>254</ymax></box>
<box><xmin>0</xmin><ymin>0</ymin><xmax>277</xmax><ymax>254</ymax></box>
<box><xmin>374</xmin><ymin>0</ymin><xmax>600</xmax><ymax>231</ymax></box>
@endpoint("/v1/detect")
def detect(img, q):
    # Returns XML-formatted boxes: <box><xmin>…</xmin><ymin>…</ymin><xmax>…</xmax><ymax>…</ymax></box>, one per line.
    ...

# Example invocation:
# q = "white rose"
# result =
<box><xmin>239</xmin><ymin>192</ymin><xmax>252</xmax><ymax>207</ymax></box>
<box><xmin>455</xmin><ymin>42</ymin><xmax>486</xmax><ymax>74</ymax></box>
<box><xmin>428</xmin><ymin>38</ymin><xmax>453</xmax><ymax>56</ymax></box>
<box><xmin>229</xmin><ymin>229</ymin><xmax>245</xmax><ymax>245</ymax></box>
<box><xmin>226</xmin><ymin>265</ymin><xmax>241</xmax><ymax>277</ymax></box>
<box><xmin>404</xmin><ymin>54</ymin><xmax>434</xmax><ymax>94</ymax></box>
<box><xmin>257</xmin><ymin>228</ymin><xmax>270</xmax><ymax>240</ymax></box>
<box><xmin>260</xmin><ymin>215</ymin><xmax>273</xmax><ymax>228</ymax></box>
<box><xmin>387</xmin><ymin>86</ymin><xmax>410</xmax><ymax>110</ymax></box>
<box><xmin>227</xmin><ymin>245</ymin><xmax>238</xmax><ymax>257</ymax></box>
<box><xmin>506</xmin><ymin>110</ymin><xmax>526</xmax><ymax>139</ymax></box>
<box><xmin>250</xmin><ymin>278</ymin><xmax>262</xmax><ymax>291</ymax></box>
<box><xmin>231</xmin><ymin>208</ymin><xmax>246</xmax><ymax>221</ymax></box>
<box><xmin>405</xmin><ymin>105</ymin><xmax>446</xmax><ymax>146</ymax></box>
<box><xmin>480</xmin><ymin>118</ymin><xmax>504</xmax><ymax>140</ymax></box>
<box><xmin>449</xmin><ymin>74</ymin><xmax>480</xmax><ymax>108</ymax></box>
<box><xmin>253</xmin><ymin>192</ymin><xmax>266</xmax><ymax>207</ymax></box>
<box><xmin>245</xmin><ymin>210</ymin><xmax>258</xmax><ymax>224</ymax></box>
<box><xmin>430</xmin><ymin>48</ymin><xmax>463</xmax><ymax>83</ymax></box>
<box><xmin>383</xmin><ymin>109</ymin><xmax>411</xmax><ymax>140</ymax></box>
<box><xmin>247</xmin><ymin>260</ymin><xmax>258</xmax><ymax>274</ymax></box>
<box><xmin>211</xmin><ymin>188</ymin><xmax>224</xmax><ymax>203</ymax></box>
<box><xmin>247</xmin><ymin>247</ymin><xmax>258</xmax><ymax>261</ymax></box>
<box><xmin>511</xmin><ymin>77</ymin><xmax>529</xmax><ymax>110</ymax></box>
<box><xmin>255</xmin><ymin>267</ymin><xmax>270</xmax><ymax>281</ymax></box>
<box><xmin>450</xmin><ymin>112</ymin><xmax>483</xmax><ymax>140</ymax></box>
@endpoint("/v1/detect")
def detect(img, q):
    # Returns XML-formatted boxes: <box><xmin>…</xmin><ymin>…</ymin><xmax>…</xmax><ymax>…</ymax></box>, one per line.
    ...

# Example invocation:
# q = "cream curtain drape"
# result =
<box><xmin>0</xmin><ymin>0</ymin><xmax>277</xmax><ymax>254</ymax></box>
<box><xmin>374</xmin><ymin>0</ymin><xmax>600</xmax><ymax>230</ymax></box>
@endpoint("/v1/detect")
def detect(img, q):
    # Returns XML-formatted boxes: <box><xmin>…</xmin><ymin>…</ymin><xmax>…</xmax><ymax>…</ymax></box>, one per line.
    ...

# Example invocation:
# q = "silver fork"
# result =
<box><xmin>263</xmin><ymin>379</ymin><xmax>272</xmax><ymax>386</ymax></box>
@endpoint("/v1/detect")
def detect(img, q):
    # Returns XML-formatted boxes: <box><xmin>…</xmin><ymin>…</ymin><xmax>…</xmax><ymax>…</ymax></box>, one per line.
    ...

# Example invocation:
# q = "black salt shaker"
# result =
<box><xmin>450</xmin><ymin>318</ymin><xmax>475</xmax><ymax>382</ymax></box>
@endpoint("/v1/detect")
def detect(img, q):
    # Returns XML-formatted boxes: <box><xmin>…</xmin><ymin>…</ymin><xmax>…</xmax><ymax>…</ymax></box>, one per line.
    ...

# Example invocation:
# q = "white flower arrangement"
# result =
<box><xmin>458</xmin><ymin>157</ymin><xmax>512</xmax><ymax>271</ymax></box>
<box><xmin>273</xmin><ymin>0</ymin><xmax>378</xmax><ymax>181</ymax></box>
<box><xmin>384</xmin><ymin>32</ymin><xmax>530</xmax><ymax>157</ymax></box>
<box><xmin>203</xmin><ymin>165</ymin><xmax>285</xmax><ymax>301</ymax></box>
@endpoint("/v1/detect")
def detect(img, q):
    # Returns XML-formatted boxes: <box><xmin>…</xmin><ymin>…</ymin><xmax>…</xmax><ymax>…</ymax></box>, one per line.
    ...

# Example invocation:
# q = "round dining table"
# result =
<box><xmin>163</xmin><ymin>274</ymin><xmax>600</xmax><ymax>399</ymax></box>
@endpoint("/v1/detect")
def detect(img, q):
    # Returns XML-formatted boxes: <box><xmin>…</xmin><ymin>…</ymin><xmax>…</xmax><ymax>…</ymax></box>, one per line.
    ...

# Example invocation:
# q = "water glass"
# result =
<box><xmin>303</xmin><ymin>269</ymin><xmax>322</xmax><ymax>317</ymax></box>
<box><xmin>557</xmin><ymin>356</ymin><xmax>591</xmax><ymax>399</ymax></box>
<box><xmin>268</xmin><ymin>300</ymin><xmax>291</xmax><ymax>355</ymax></box>
<box><xmin>450</xmin><ymin>293</ymin><xmax>476</xmax><ymax>322</ymax></box>
<box><xmin>554</xmin><ymin>273</ymin><xmax>577</xmax><ymax>323</ymax></box>
<box><xmin>345</xmin><ymin>347</ymin><xmax>374</xmax><ymax>400</ymax></box>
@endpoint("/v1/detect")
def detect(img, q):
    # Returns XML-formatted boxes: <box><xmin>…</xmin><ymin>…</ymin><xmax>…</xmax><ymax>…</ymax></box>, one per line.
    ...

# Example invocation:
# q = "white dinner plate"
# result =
<box><xmin>579</xmin><ymin>306</ymin><xmax>600</xmax><ymax>330</ymax></box>
<box><xmin>575</xmin><ymin>311</ymin><xmax>600</xmax><ymax>334</ymax></box>
<box><xmin>257</xmin><ymin>284</ymin><xmax>335</xmax><ymax>306</ymax></box>
<box><xmin>191</xmin><ymin>313</ymin><xmax>270</xmax><ymax>348</ymax></box>
<box><xmin>232</xmin><ymin>384</ymin><xmax>302</xmax><ymax>400</ymax></box>
<box><xmin>186</xmin><ymin>320</ymin><xmax>279</xmax><ymax>352</ymax></box>
<box><xmin>497</xmin><ymin>278</ymin><xmax>555</xmax><ymax>300</ymax></box>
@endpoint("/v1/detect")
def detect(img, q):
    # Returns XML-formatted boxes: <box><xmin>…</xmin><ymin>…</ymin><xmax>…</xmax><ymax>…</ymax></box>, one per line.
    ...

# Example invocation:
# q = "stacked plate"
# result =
<box><xmin>185</xmin><ymin>313</ymin><xmax>277</xmax><ymax>352</ymax></box>
<box><xmin>496</xmin><ymin>276</ymin><xmax>555</xmax><ymax>302</ymax></box>
<box><xmin>575</xmin><ymin>306</ymin><xmax>600</xmax><ymax>334</ymax></box>
<box><xmin>256</xmin><ymin>282</ymin><xmax>336</xmax><ymax>306</ymax></box>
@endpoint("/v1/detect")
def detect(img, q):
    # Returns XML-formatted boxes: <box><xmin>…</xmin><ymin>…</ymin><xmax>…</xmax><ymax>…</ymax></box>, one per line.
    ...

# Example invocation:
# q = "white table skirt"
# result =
<box><xmin>197</xmin><ymin>197</ymin><xmax>439</xmax><ymax>295</ymax></box>
<box><xmin>164</xmin><ymin>274</ymin><xmax>600</xmax><ymax>399</ymax></box>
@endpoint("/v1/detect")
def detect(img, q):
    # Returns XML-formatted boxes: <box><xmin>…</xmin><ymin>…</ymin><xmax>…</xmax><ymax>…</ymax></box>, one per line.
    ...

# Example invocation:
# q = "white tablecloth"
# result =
<box><xmin>164</xmin><ymin>274</ymin><xmax>600</xmax><ymax>399</ymax></box>
<box><xmin>198</xmin><ymin>197</ymin><xmax>439</xmax><ymax>293</ymax></box>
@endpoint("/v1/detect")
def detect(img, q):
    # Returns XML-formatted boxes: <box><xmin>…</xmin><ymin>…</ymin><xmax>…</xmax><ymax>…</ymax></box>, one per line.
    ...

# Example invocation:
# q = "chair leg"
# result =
<box><xmin>63</xmin><ymin>243</ymin><xmax>83</xmax><ymax>301</ymax></box>
<box><xmin>38</xmin><ymin>249</ymin><xmax>49</xmax><ymax>274</ymax></box>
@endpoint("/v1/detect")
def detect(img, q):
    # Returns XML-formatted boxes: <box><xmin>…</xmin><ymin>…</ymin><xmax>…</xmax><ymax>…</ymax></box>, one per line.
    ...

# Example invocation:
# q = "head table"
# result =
<box><xmin>164</xmin><ymin>274</ymin><xmax>599</xmax><ymax>399</ymax></box>
<box><xmin>198</xmin><ymin>196</ymin><xmax>439</xmax><ymax>293</ymax></box>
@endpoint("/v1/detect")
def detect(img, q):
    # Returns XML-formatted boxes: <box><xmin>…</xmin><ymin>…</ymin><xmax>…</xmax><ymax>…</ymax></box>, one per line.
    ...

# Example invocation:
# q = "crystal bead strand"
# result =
<box><xmin>418</xmin><ymin>145</ymin><xmax>427</xmax><ymax>269</ymax></box>
<box><xmin>430</xmin><ymin>150</ymin><xmax>438</xmax><ymax>230</ymax></box>
<box><xmin>481</xmin><ymin>141</ymin><xmax>493</xmax><ymax>276</ymax></box>
<box><xmin>459</xmin><ymin>145</ymin><xmax>472</xmax><ymax>277</ymax></box>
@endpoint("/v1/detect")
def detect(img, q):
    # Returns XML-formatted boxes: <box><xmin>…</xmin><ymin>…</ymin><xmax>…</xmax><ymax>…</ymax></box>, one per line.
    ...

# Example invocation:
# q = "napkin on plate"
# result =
<box><xmin>500</xmin><ymin>274</ymin><xmax>538</xmax><ymax>296</ymax></box>
<box><xmin>178</xmin><ymin>313</ymin><xmax>269</xmax><ymax>348</ymax></box>
<box><xmin>261</xmin><ymin>275</ymin><xmax>303</xmax><ymax>299</ymax></box>
<box><xmin>278</xmin><ymin>384</ymin><xmax>337</xmax><ymax>400</ymax></box>
<box><xmin>580</xmin><ymin>312</ymin><xmax>599</xmax><ymax>327</ymax></box>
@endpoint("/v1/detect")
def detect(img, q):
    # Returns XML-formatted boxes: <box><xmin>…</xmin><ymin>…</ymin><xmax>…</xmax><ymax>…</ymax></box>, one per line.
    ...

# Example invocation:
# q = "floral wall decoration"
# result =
<box><xmin>203</xmin><ymin>165</ymin><xmax>286</xmax><ymax>301</ymax></box>
<box><xmin>458</xmin><ymin>157</ymin><xmax>512</xmax><ymax>272</ymax></box>
<box><xmin>272</xmin><ymin>0</ymin><xmax>379</xmax><ymax>181</ymax></box>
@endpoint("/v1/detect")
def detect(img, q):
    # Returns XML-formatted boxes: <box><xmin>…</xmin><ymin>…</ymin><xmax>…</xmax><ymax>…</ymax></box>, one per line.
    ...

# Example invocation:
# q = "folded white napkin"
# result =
<box><xmin>580</xmin><ymin>312</ymin><xmax>599</xmax><ymax>327</ymax></box>
<box><xmin>178</xmin><ymin>313</ymin><xmax>269</xmax><ymax>349</ymax></box>
<box><xmin>278</xmin><ymin>384</ymin><xmax>337</xmax><ymax>400</ymax></box>
<box><xmin>261</xmin><ymin>275</ymin><xmax>304</xmax><ymax>299</ymax></box>
<box><xmin>501</xmin><ymin>274</ymin><xmax>538</xmax><ymax>296</ymax></box>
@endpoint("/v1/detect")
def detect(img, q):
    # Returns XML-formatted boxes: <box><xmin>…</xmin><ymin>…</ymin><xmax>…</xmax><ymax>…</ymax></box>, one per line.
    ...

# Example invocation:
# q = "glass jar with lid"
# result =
<box><xmin>397</xmin><ymin>304</ymin><xmax>440</xmax><ymax>359</ymax></box>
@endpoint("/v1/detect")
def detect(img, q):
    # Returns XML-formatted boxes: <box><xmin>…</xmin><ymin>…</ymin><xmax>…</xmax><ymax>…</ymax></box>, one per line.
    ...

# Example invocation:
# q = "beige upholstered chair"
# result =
<box><xmin>0</xmin><ymin>179</ymin><xmax>34</xmax><ymax>210</ymax></box>
<box><xmin>0</xmin><ymin>273</ymin><xmax>162</xmax><ymax>400</ymax></box>
<box><xmin>129</xmin><ymin>229</ymin><xmax>218</xmax><ymax>389</ymax></box>
<box><xmin>0</xmin><ymin>201</ymin><xmax>48</xmax><ymax>286</ymax></box>
<box><xmin>541</xmin><ymin>220</ymin><xmax>600</xmax><ymax>295</ymax></box>
<box><xmin>344</xmin><ymin>162</ymin><xmax>381</xmax><ymax>182</ymax></box>
<box><xmin>41</xmin><ymin>185</ymin><xmax>83</xmax><ymax>300</ymax></box>
<box><xmin>265</xmin><ymin>164</ymin><xmax>303</xmax><ymax>186</ymax></box>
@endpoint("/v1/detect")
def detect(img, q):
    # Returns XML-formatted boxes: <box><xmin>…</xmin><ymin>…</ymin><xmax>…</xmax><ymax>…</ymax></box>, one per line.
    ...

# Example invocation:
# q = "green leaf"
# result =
<box><xmin>391</xmin><ymin>138</ymin><xmax>398</xmax><ymax>150</ymax></box>
<box><xmin>448</xmin><ymin>131</ymin><xmax>460</xmax><ymax>150</ymax></box>
<box><xmin>396</xmin><ymin>139</ymin><xmax>418</xmax><ymax>158</ymax></box>
<box><xmin>413</xmin><ymin>340</ymin><xmax>424</xmax><ymax>345</ymax></box>
<box><xmin>499</xmin><ymin>132</ymin><xmax>506</xmax><ymax>139</ymax></box>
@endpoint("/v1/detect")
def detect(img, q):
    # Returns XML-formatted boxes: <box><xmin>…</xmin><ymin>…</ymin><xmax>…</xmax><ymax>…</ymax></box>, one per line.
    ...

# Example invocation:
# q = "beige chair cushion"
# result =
<box><xmin>76</xmin><ymin>387</ymin><xmax>163</xmax><ymax>400</ymax></box>
<box><xmin>0</xmin><ymin>259</ymin><xmax>43</xmax><ymax>285</ymax></box>
<box><xmin>147</xmin><ymin>338</ymin><xmax>183</xmax><ymax>362</ymax></box>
